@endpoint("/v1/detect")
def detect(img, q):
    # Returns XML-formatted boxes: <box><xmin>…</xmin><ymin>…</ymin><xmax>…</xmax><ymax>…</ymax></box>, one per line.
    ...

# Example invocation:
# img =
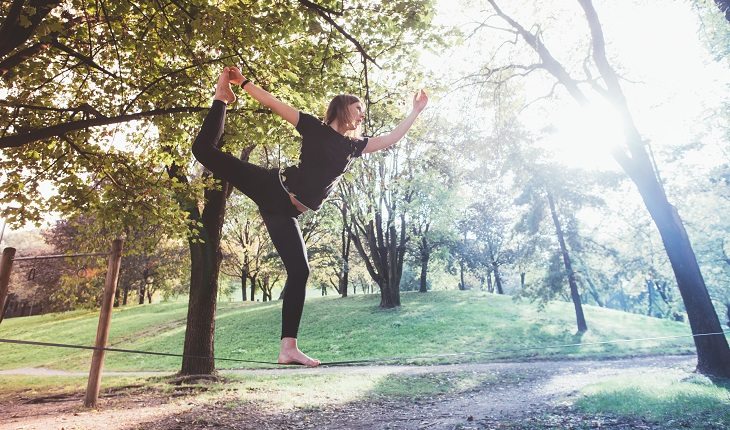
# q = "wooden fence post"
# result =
<box><xmin>0</xmin><ymin>247</ymin><xmax>16</xmax><ymax>325</ymax></box>
<box><xmin>84</xmin><ymin>239</ymin><xmax>124</xmax><ymax>408</ymax></box>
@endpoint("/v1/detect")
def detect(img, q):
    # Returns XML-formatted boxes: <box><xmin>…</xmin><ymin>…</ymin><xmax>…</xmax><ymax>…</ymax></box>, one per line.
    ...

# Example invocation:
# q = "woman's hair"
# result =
<box><xmin>324</xmin><ymin>94</ymin><xmax>362</xmax><ymax>138</ymax></box>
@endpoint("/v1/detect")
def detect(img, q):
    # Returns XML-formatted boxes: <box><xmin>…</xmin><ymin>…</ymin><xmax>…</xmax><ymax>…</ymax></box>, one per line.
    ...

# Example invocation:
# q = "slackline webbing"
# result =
<box><xmin>319</xmin><ymin>331</ymin><xmax>730</xmax><ymax>365</ymax></box>
<box><xmin>0</xmin><ymin>338</ymin><xmax>277</xmax><ymax>365</ymax></box>
<box><xmin>0</xmin><ymin>330</ymin><xmax>728</xmax><ymax>367</ymax></box>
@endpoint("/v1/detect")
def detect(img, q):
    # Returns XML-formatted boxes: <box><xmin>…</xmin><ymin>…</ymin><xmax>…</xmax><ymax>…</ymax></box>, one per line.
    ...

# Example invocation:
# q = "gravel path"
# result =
<box><xmin>0</xmin><ymin>355</ymin><xmax>699</xmax><ymax>430</ymax></box>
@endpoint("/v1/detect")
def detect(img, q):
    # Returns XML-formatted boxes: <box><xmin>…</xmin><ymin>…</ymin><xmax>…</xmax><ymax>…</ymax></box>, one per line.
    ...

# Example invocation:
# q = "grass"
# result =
<box><xmin>575</xmin><ymin>369</ymin><xmax>730</xmax><ymax>428</ymax></box>
<box><xmin>1</xmin><ymin>292</ymin><xmax>728</xmax><ymax>429</ymax></box>
<box><xmin>0</xmin><ymin>375</ymin><xmax>147</xmax><ymax>402</ymax></box>
<box><xmin>0</xmin><ymin>290</ymin><xmax>716</xmax><ymax>371</ymax></box>
<box><xmin>0</xmin><ymin>369</ymin><xmax>492</xmax><ymax>413</ymax></box>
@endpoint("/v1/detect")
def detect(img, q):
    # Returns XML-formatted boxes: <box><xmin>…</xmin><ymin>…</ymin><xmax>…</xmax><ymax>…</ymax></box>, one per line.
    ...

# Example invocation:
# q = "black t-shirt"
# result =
<box><xmin>281</xmin><ymin>112</ymin><xmax>368</xmax><ymax>210</ymax></box>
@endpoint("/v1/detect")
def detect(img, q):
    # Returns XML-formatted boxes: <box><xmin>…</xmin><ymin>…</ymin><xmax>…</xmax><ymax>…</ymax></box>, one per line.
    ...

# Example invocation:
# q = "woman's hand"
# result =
<box><xmin>413</xmin><ymin>89</ymin><xmax>428</xmax><ymax>113</ymax></box>
<box><xmin>228</xmin><ymin>65</ymin><xmax>299</xmax><ymax>126</ymax></box>
<box><xmin>363</xmin><ymin>89</ymin><xmax>429</xmax><ymax>154</ymax></box>
<box><xmin>228</xmin><ymin>66</ymin><xmax>247</xmax><ymax>86</ymax></box>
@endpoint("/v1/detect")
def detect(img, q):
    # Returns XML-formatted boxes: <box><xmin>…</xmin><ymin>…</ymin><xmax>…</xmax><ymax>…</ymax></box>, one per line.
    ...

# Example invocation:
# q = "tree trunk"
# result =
<box><xmin>378</xmin><ymin>278</ymin><xmax>401</xmax><ymax>308</ymax></box>
<box><xmin>578</xmin><ymin>259</ymin><xmax>605</xmax><ymax>307</ymax></box>
<box><xmin>182</xmin><ymin>235</ymin><xmax>217</xmax><ymax>374</ymax></box>
<box><xmin>167</xmin><ymin>159</ymin><xmax>231</xmax><ymax>375</ymax></box>
<box><xmin>138</xmin><ymin>281</ymin><xmax>145</xmax><ymax>305</ymax></box>
<box><xmin>261</xmin><ymin>276</ymin><xmax>272</xmax><ymax>302</ymax></box>
<box><xmin>349</xmin><ymin>216</ymin><xmax>406</xmax><ymax>309</ymax></box>
<box><xmin>339</xmin><ymin>207</ymin><xmax>350</xmax><ymax>298</ymax></box>
<box><xmin>618</xmin><ymin>285</ymin><xmax>628</xmax><ymax>312</ymax></box>
<box><xmin>547</xmin><ymin>191</ymin><xmax>587</xmax><ymax>332</ymax></box>
<box><xmin>585</xmin><ymin>277</ymin><xmax>604</xmax><ymax>307</ymax></box>
<box><xmin>346</xmin><ymin>155</ymin><xmax>408</xmax><ymax>308</ymax></box>
<box><xmin>520</xmin><ymin>272</ymin><xmax>526</xmax><ymax>290</ymax></box>
<box><xmin>639</xmin><ymin>182</ymin><xmax>730</xmax><ymax>375</ymax></box>
<box><xmin>241</xmin><ymin>275</ymin><xmax>246</xmax><ymax>301</ymax></box>
<box><xmin>259</xmin><ymin>278</ymin><xmax>266</xmax><ymax>301</ymax></box>
<box><xmin>647</xmin><ymin>279</ymin><xmax>655</xmax><ymax>317</ymax></box>
<box><xmin>339</xmin><ymin>259</ymin><xmax>349</xmax><ymax>297</ymax></box>
<box><xmin>459</xmin><ymin>256</ymin><xmax>466</xmax><ymax>290</ymax></box>
<box><xmin>180</xmin><ymin>179</ymin><xmax>228</xmax><ymax>374</ymax></box>
<box><xmin>419</xmin><ymin>241</ymin><xmax>429</xmax><ymax>293</ymax></box>
<box><xmin>492</xmin><ymin>261</ymin><xmax>504</xmax><ymax>294</ymax></box>
<box><xmin>575</xmin><ymin>0</ymin><xmax>730</xmax><ymax>376</ymax></box>
<box><xmin>250</xmin><ymin>274</ymin><xmax>256</xmax><ymax>302</ymax></box>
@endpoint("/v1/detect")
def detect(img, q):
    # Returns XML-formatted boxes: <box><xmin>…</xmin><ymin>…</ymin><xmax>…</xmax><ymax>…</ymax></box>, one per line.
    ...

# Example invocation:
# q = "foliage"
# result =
<box><xmin>512</xmin><ymin>160</ymin><xmax>616</xmax><ymax>306</ymax></box>
<box><xmin>17</xmin><ymin>215</ymin><xmax>189</xmax><ymax>311</ymax></box>
<box><xmin>0</xmin><ymin>0</ymin><xmax>439</xmax><ymax>234</ymax></box>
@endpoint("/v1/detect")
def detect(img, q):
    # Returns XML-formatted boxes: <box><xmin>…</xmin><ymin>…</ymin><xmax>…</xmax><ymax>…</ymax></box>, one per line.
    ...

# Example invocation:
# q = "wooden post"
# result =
<box><xmin>0</xmin><ymin>247</ymin><xmax>16</xmax><ymax>325</ymax></box>
<box><xmin>84</xmin><ymin>239</ymin><xmax>123</xmax><ymax>408</ymax></box>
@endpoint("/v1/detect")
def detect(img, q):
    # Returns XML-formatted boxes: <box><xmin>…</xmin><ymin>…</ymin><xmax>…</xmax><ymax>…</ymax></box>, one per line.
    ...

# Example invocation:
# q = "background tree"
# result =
<box><xmin>479</xmin><ymin>0</ymin><xmax>730</xmax><ymax>377</ymax></box>
<box><xmin>348</xmin><ymin>148</ymin><xmax>412</xmax><ymax>308</ymax></box>
<box><xmin>406</xmin><ymin>143</ymin><xmax>461</xmax><ymax>293</ymax></box>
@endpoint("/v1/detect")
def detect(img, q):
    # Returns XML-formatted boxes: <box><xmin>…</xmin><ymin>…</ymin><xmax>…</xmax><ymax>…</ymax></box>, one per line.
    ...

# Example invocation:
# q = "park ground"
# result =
<box><xmin>1</xmin><ymin>292</ymin><xmax>729</xmax><ymax>429</ymax></box>
<box><xmin>1</xmin><ymin>354</ymin><xmax>729</xmax><ymax>430</ymax></box>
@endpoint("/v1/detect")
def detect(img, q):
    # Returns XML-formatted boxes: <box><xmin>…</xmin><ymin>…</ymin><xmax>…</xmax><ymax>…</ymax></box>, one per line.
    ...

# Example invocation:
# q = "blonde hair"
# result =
<box><xmin>324</xmin><ymin>94</ymin><xmax>363</xmax><ymax>138</ymax></box>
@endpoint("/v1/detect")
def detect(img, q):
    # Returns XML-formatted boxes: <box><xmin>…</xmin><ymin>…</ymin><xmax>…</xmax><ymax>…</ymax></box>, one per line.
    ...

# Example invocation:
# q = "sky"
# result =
<box><xmin>421</xmin><ymin>0</ymin><xmax>729</xmax><ymax>172</ymax></box>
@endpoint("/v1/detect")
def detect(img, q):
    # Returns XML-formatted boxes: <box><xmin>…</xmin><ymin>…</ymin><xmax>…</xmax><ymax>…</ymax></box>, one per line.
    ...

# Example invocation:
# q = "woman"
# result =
<box><xmin>192</xmin><ymin>66</ymin><xmax>428</xmax><ymax>366</ymax></box>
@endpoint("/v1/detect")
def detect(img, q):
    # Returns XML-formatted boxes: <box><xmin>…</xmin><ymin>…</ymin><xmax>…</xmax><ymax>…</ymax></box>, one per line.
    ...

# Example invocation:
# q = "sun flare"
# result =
<box><xmin>540</xmin><ymin>100</ymin><xmax>625</xmax><ymax>171</ymax></box>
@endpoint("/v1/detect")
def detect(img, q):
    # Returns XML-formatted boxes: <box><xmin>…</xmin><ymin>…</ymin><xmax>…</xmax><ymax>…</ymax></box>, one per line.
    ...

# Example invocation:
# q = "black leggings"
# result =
<box><xmin>192</xmin><ymin>100</ymin><xmax>309</xmax><ymax>339</ymax></box>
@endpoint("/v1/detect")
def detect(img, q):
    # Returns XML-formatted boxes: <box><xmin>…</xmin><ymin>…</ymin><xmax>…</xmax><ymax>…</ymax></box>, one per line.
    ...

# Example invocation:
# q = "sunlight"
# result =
<box><xmin>541</xmin><ymin>99</ymin><xmax>625</xmax><ymax>171</ymax></box>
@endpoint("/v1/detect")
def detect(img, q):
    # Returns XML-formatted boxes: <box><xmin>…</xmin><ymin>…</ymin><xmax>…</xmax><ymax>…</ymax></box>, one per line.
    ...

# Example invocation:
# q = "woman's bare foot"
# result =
<box><xmin>214</xmin><ymin>67</ymin><xmax>236</xmax><ymax>104</ymax></box>
<box><xmin>228</xmin><ymin>66</ymin><xmax>246</xmax><ymax>86</ymax></box>
<box><xmin>278</xmin><ymin>337</ymin><xmax>320</xmax><ymax>367</ymax></box>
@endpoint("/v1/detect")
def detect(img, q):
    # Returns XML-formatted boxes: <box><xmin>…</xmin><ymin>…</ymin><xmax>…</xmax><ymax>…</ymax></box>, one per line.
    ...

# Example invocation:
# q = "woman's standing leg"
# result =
<box><xmin>260</xmin><ymin>210</ymin><xmax>320</xmax><ymax>367</ymax></box>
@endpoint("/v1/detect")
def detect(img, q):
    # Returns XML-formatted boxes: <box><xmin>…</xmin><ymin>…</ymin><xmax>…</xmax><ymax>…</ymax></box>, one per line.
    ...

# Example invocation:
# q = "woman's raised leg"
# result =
<box><xmin>191</xmin><ymin>70</ymin><xmax>271</xmax><ymax>204</ymax></box>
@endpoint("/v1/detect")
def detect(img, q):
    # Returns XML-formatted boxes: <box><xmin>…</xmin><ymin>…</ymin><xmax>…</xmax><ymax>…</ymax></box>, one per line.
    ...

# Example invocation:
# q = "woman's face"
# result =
<box><xmin>346</xmin><ymin>101</ymin><xmax>366</xmax><ymax>130</ymax></box>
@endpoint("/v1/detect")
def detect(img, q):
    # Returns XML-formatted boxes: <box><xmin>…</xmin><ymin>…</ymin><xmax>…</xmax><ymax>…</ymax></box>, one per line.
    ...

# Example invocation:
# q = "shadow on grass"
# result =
<box><xmin>116</xmin><ymin>364</ymin><xmax>539</xmax><ymax>430</ymax></box>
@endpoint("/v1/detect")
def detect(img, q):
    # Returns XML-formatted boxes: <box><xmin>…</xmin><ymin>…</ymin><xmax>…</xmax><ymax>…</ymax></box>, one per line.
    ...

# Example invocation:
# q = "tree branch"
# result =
<box><xmin>487</xmin><ymin>0</ymin><xmax>588</xmax><ymax>104</ymax></box>
<box><xmin>0</xmin><ymin>0</ymin><xmax>62</xmax><ymax>58</ymax></box>
<box><xmin>0</xmin><ymin>106</ymin><xmax>208</xmax><ymax>148</ymax></box>
<box><xmin>297</xmin><ymin>0</ymin><xmax>380</xmax><ymax>67</ymax></box>
<box><xmin>123</xmin><ymin>55</ymin><xmax>237</xmax><ymax>113</ymax></box>
<box><xmin>0</xmin><ymin>42</ymin><xmax>52</xmax><ymax>78</ymax></box>
<box><xmin>50</xmin><ymin>39</ymin><xmax>120</xmax><ymax>79</ymax></box>
<box><xmin>576</xmin><ymin>0</ymin><xmax>649</xmax><ymax>172</ymax></box>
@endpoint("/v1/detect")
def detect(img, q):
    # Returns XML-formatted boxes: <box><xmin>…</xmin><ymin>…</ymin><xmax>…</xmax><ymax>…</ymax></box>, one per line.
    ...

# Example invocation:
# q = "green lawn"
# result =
<box><xmin>575</xmin><ymin>369</ymin><xmax>730</xmax><ymax>428</ymax></box>
<box><xmin>0</xmin><ymin>290</ymin><xmax>712</xmax><ymax>371</ymax></box>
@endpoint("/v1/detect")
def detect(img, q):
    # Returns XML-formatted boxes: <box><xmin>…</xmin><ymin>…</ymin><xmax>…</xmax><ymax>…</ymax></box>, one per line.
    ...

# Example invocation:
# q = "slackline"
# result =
<box><xmin>0</xmin><ymin>330</ymin><xmax>728</xmax><ymax>367</ymax></box>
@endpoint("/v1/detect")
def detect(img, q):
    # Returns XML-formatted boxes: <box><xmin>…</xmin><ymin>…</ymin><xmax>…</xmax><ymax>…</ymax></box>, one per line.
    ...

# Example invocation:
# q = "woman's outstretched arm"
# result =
<box><xmin>229</xmin><ymin>67</ymin><xmax>300</xmax><ymax>127</ymax></box>
<box><xmin>362</xmin><ymin>89</ymin><xmax>428</xmax><ymax>154</ymax></box>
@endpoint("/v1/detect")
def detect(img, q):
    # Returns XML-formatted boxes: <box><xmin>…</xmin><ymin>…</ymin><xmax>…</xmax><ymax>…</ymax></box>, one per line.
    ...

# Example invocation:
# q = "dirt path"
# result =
<box><xmin>0</xmin><ymin>355</ymin><xmax>701</xmax><ymax>430</ymax></box>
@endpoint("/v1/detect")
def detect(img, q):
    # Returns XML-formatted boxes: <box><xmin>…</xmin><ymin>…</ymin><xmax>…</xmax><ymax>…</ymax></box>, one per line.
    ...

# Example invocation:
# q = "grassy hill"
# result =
<box><xmin>0</xmin><ymin>290</ymin><xmax>714</xmax><ymax>371</ymax></box>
